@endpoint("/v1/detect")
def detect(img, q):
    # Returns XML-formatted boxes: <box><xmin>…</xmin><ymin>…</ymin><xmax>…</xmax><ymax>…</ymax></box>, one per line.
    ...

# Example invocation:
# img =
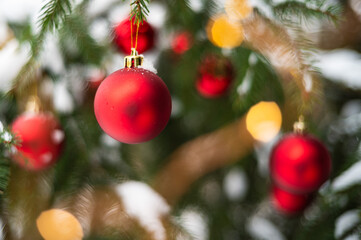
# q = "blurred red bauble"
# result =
<box><xmin>11</xmin><ymin>112</ymin><xmax>65</xmax><ymax>171</ymax></box>
<box><xmin>94</xmin><ymin>68</ymin><xmax>172</xmax><ymax>144</ymax></box>
<box><xmin>270</xmin><ymin>134</ymin><xmax>331</xmax><ymax>194</ymax></box>
<box><xmin>271</xmin><ymin>185</ymin><xmax>311</xmax><ymax>215</ymax></box>
<box><xmin>196</xmin><ymin>55</ymin><xmax>234</xmax><ymax>98</ymax></box>
<box><xmin>113</xmin><ymin>18</ymin><xmax>155</xmax><ymax>54</ymax></box>
<box><xmin>171</xmin><ymin>31</ymin><xmax>193</xmax><ymax>55</ymax></box>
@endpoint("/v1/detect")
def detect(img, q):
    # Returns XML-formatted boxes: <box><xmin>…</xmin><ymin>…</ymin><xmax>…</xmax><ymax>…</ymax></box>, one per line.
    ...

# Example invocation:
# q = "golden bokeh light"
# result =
<box><xmin>36</xmin><ymin>209</ymin><xmax>84</xmax><ymax>240</ymax></box>
<box><xmin>207</xmin><ymin>15</ymin><xmax>244</xmax><ymax>49</ymax></box>
<box><xmin>225</xmin><ymin>0</ymin><xmax>253</xmax><ymax>20</ymax></box>
<box><xmin>246</xmin><ymin>101</ymin><xmax>282</xmax><ymax>142</ymax></box>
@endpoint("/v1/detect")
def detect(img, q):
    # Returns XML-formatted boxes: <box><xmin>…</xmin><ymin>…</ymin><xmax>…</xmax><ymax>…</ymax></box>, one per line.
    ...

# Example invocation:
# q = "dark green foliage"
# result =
<box><xmin>0</xmin><ymin>158</ymin><xmax>10</xmax><ymax>195</ymax></box>
<box><xmin>273</xmin><ymin>1</ymin><xmax>342</xmax><ymax>24</ymax></box>
<box><xmin>4</xmin><ymin>0</ymin><xmax>361</xmax><ymax>239</ymax></box>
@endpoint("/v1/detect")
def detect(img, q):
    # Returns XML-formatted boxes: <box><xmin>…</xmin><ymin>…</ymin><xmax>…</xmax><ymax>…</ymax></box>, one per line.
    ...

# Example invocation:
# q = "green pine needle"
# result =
<box><xmin>37</xmin><ymin>0</ymin><xmax>72</xmax><ymax>34</ymax></box>
<box><xmin>273</xmin><ymin>1</ymin><xmax>342</xmax><ymax>24</ymax></box>
<box><xmin>0</xmin><ymin>158</ymin><xmax>10</xmax><ymax>195</ymax></box>
<box><xmin>130</xmin><ymin>0</ymin><xmax>150</xmax><ymax>24</ymax></box>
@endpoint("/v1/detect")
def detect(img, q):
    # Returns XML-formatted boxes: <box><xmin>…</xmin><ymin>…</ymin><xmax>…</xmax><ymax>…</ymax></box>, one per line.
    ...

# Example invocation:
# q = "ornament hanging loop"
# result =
<box><xmin>293</xmin><ymin>115</ymin><xmax>306</xmax><ymax>134</ymax></box>
<box><xmin>124</xmin><ymin>48</ymin><xmax>144</xmax><ymax>68</ymax></box>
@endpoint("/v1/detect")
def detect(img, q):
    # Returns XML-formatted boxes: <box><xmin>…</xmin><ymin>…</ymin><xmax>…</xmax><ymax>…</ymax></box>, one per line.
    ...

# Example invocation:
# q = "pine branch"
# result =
<box><xmin>273</xmin><ymin>1</ymin><xmax>342</xmax><ymax>24</ymax></box>
<box><xmin>37</xmin><ymin>0</ymin><xmax>72</xmax><ymax>34</ymax></box>
<box><xmin>11</xmin><ymin>0</ymin><xmax>73</xmax><ymax>94</ymax></box>
<box><xmin>30</xmin><ymin>0</ymin><xmax>72</xmax><ymax>57</ymax></box>
<box><xmin>130</xmin><ymin>0</ymin><xmax>150</xmax><ymax>24</ymax></box>
<box><xmin>0</xmin><ymin>158</ymin><xmax>10</xmax><ymax>195</ymax></box>
<box><xmin>0</xmin><ymin>123</ymin><xmax>18</xmax><ymax>196</ymax></box>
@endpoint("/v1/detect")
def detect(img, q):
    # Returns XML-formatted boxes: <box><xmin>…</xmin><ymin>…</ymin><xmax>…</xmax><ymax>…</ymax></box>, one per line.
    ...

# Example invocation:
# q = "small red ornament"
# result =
<box><xmin>171</xmin><ymin>31</ymin><xmax>192</xmax><ymax>55</ymax></box>
<box><xmin>270</xmin><ymin>134</ymin><xmax>331</xmax><ymax>194</ymax></box>
<box><xmin>113</xmin><ymin>18</ymin><xmax>155</xmax><ymax>55</ymax></box>
<box><xmin>94</xmin><ymin>50</ymin><xmax>171</xmax><ymax>144</ymax></box>
<box><xmin>196</xmin><ymin>55</ymin><xmax>234</xmax><ymax>98</ymax></box>
<box><xmin>11</xmin><ymin>112</ymin><xmax>65</xmax><ymax>171</ymax></box>
<box><xmin>271</xmin><ymin>185</ymin><xmax>311</xmax><ymax>214</ymax></box>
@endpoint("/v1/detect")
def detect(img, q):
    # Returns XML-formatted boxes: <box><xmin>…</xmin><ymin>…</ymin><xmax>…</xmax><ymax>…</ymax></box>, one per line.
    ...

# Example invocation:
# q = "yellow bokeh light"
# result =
<box><xmin>225</xmin><ymin>0</ymin><xmax>253</xmax><ymax>20</ymax></box>
<box><xmin>207</xmin><ymin>15</ymin><xmax>244</xmax><ymax>49</ymax></box>
<box><xmin>36</xmin><ymin>209</ymin><xmax>84</xmax><ymax>240</ymax></box>
<box><xmin>246</xmin><ymin>101</ymin><xmax>282</xmax><ymax>142</ymax></box>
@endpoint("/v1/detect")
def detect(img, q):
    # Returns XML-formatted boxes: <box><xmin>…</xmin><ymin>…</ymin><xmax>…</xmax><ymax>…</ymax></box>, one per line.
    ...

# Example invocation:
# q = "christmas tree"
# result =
<box><xmin>0</xmin><ymin>0</ymin><xmax>360</xmax><ymax>239</ymax></box>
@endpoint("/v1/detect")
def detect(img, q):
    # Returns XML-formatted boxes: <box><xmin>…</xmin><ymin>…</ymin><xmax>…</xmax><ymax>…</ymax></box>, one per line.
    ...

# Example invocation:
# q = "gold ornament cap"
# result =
<box><xmin>124</xmin><ymin>48</ymin><xmax>144</xmax><ymax>68</ymax></box>
<box><xmin>293</xmin><ymin>115</ymin><xmax>306</xmax><ymax>134</ymax></box>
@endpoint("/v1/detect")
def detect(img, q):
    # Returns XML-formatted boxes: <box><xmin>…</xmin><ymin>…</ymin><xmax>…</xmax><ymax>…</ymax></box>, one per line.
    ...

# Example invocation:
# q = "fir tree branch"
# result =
<box><xmin>130</xmin><ymin>0</ymin><xmax>150</xmax><ymax>24</ymax></box>
<box><xmin>34</xmin><ymin>0</ymin><xmax>73</xmax><ymax>56</ymax></box>
<box><xmin>0</xmin><ymin>158</ymin><xmax>10</xmax><ymax>195</ymax></box>
<box><xmin>11</xmin><ymin>0</ymin><xmax>73</xmax><ymax>94</ymax></box>
<box><xmin>273</xmin><ymin>1</ymin><xmax>342</xmax><ymax>24</ymax></box>
<box><xmin>37</xmin><ymin>0</ymin><xmax>72</xmax><ymax>34</ymax></box>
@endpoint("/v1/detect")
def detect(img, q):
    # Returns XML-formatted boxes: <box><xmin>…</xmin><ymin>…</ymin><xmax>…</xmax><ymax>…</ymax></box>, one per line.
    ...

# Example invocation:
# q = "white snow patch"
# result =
<box><xmin>89</xmin><ymin>19</ymin><xmax>110</xmax><ymax>43</ymax></box>
<box><xmin>140</xmin><ymin>57</ymin><xmax>158</xmax><ymax>74</ymax></box>
<box><xmin>53</xmin><ymin>81</ymin><xmax>75</xmax><ymax>114</ymax></box>
<box><xmin>0</xmin><ymin>21</ymin><xmax>9</xmax><ymax>44</ymax></box>
<box><xmin>52</xmin><ymin>130</ymin><xmax>65</xmax><ymax>144</ymax></box>
<box><xmin>179</xmin><ymin>208</ymin><xmax>208</xmax><ymax>240</ymax></box>
<box><xmin>249</xmin><ymin>0</ymin><xmax>274</xmax><ymax>18</ymax></box>
<box><xmin>332</xmin><ymin>160</ymin><xmax>361</xmax><ymax>192</ymax></box>
<box><xmin>315</xmin><ymin>49</ymin><xmax>361</xmax><ymax>89</ymax></box>
<box><xmin>108</xmin><ymin>5</ymin><xmax>130</xmax><ymax>25</ymax></box>
<box><xmin>107</xmin><ymin>54</ymin><xmax>125</xmax><ymax>73</ymax></box>
<box><xmin>344</xmin><ymin>234</ymin><xmax>360</xmax><ymax>240</ymax></box>
<box><xmin>335</xmin><ymin>209</ymin><xmax>360</xmax><ymax>239</ymax></box>
<box><xmin>255</xmin><ymin>135</ymin><xmax>281</xmax><ymax>176</ymax></box>
<box><xmin>39</xmin><ymin>34</ymin><xmax>65</xmax><ymax>75</ymax></box>
<box><xmin>148</xmin><ymin>3</ymin><xmax>166</xmax><ymax>28</ymax></box>
<box><xmin>341</xmin><ymin>100</ymin><xmax>361</xmax><ymax>118</ymax></box>
<box><xmin>87</xmin><ymin>0</ymin><xmax>118</xmax><ymax>18</ymax></box>
<box><xmin>100</xmin><ymin>133</ymin><xmax>120</xmax><ymax>147</ymax></box>
<box><xmin>2</xmin><ymin>132</ymin><xmax>12</xmax><ymax>142</ymax></box>
<box><xmin>247</xmin><ymin>216</ymin><xmax>285</xmax><ymax>240</ymax></box>
<box><xmin>248</xmin><ymin>53</ymin><xmax>258</xmax><ymax>66</ymax></box>
<box><xmin>0</xmin><ymin>0</ymin><xmax>43</xmax><ymax>23</ymax></box>
<box><xmin>188</xmin><ymin>0</ymin><xmax>204</xmax><ymax>13</ymax></box>
<box><xmin>171</xmin><ymin>97</ymin><xmax>183</xmax><ymax>118</ymax></box>
<box><xmin>0</xmin><ymin>39</ymin><xmax>30</xmax><ymax>93</ymax></box>
<box><xmin>115</xmin><ymin>181</ymin><xmax>170</xmax><ymax>240</ymax></box>
<box><xmin>223</xmin><ymin>168</ymin><xmax>248</xmax><ymax>201</ymax></box>
<box><xmin>237</xmin><ymin>69</ymin><xmax>253</xmax><ymax>96</ymax></box>
<box><xmin>41</xmin><ymin>152</ymin><xmax>53</xmax><ymax>164</ymax></box>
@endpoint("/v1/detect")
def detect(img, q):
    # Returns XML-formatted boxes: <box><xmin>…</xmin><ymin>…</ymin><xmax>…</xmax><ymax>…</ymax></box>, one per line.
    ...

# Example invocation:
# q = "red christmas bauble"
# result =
<box><xmin>11</xmin><ymin>112</ymin><xmax>65</xmax><ymax>171</ymax></box>
<box><xmin>94</xmin><ymin>68</ymin><xmax>172</xmax><ymax>144</ymax></box>
<box><xmin>271</xmin><ymin>185</ymin><xmax>311</xmax><ymax>214</ymax></box>
<box><xmin>196</xmin><ymin>55</ymin><xmax>234</xmax><ymax>98</ymax></box>
<box><xmin>113</xmin><ymin>18</ymin><xmax>155</xmax><ymax>54</ymax></box>
<box><xmin>171</xmin><ymin>31</ymin><xmax>192</xmax><ymax>55</ymax></box>
<box><xmin>270</xmin><ymin>134</ymin><xmax>332</xmax><ymax>194</ymax></box>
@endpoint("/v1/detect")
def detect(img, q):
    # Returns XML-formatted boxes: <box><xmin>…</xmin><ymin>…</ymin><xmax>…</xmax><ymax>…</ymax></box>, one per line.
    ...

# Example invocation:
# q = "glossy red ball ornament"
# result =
<box><xmin>11</xmin><ymin>112</ymin><xmax>65</xmax><ymax>171</ymax></box>
<box><xmin>171</xmin><ymin>31</ymin><xmax>192</xmax><ymax>55</ymax></box>
<box><xmin>271</xmin><ymin>185</ymin><xmax>311</xmax><ymax>215</ymax></box>
<box><xmin>196</xmin><ymin>55</ymin><xmax>234</xmax><ymax>98</ymax></box>
<box><xmin>113</xmin><ymin>18</ymin><xmax>155</xmax><ymax>54</ymax></box>
<box><xmin>94</xmin><ymin>68</ymin><xmax>172</xmax><ymax>144</ymax></box>
<box><xmin>270</xmin><ymin>134</ymin><xmax>332</xmax><ymax>194</ymax></box>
